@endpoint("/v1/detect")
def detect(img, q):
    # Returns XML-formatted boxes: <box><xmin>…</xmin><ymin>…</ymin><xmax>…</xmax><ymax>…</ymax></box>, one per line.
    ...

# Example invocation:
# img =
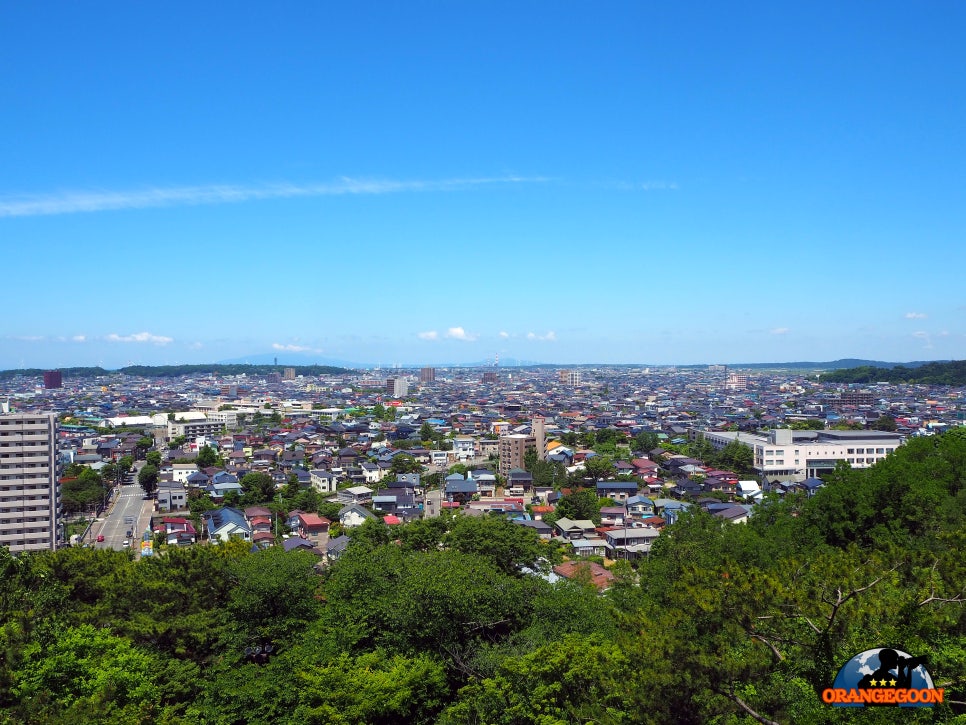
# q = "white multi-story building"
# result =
<box><xmin>0</xmin><ymin>411</ymin><xmax>60</xmax><ymax>552</ymax></box>
<box><xmin>385</xmin><ymin>377</ymin><xmax>409</xmax><ymax>398</ymax></box>
<box><xmin>700</xmin><ymin>428</ymin><xmax>904</xmax><ymax>483</ymax></box>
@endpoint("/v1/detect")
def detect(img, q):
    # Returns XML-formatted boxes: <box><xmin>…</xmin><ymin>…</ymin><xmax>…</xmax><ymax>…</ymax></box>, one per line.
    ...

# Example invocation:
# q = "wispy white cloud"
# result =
<box><xmin>770</xmin><ymin>327</ymin><xmax>790</xmax><ymax>335</ymax></box>
<box><xmin>0</xmin><ymin>175</ymin><xmax>551</xmax><ymax>218</ymax></box>
<box><xmin>445</xmin><ymin>327</ymin><xmax>477</xmax><ymax>342</ymax></box>
<box><xmin>106</xmin><ymin>332</ymin><xmax>173</xmax><ymax>345</ymax></box>
<box><xmin>417</xmin><ymin>331</ymin><xmax>439</xmax><ymax>341</ymax></box>
<box><xmin>912</xmin><ymin>331</ymin><xmax>933</xmax><ymax>348</ymax></box>
<box><xmin>905</xmin><ymin>312</ymin><xmax>928</xmax><ymax>319</ymax></box>
<box><xmin>272</xmin><ymin>342</ymin><xmax>318</xmax><ymax>353</ymax></box>
<box><xmin>9</xmin><ymin>335</ymin><xmax>45</xmax><ymax>342</ymax></box>
<box><xmin>72</xmin><ymin>335</ymin><xmax>86</xmax><ymax>343</ymax></box>
<box><xmin>498</xmin><ymin>331</ymin><xmax>511</xmax><ymax>339</ymax></box>
<box><xmin>601</xmin><ymin>180</ymin><xmax>679</xmax><ymax>191</ymax></box>
<box><xmin>526</xmin><ymin>331</ymin><xmax>557</xmax><ymax>341</ymax></box>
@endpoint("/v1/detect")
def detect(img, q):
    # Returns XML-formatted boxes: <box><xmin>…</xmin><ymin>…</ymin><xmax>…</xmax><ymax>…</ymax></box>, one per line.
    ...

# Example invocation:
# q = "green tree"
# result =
<box><xmin>240</xmin><ymin>472</ymin><xmax>277</xmax><ymax>505</ymax></box>
<box><xmin>196</xmin><ymin>444</ymin><xmax>219</xmax><ymax>469</ymax></box>
<box><xmin>145</xmin><ymin>450</ymin><xmax>161</xmax><ymax>468</ymax></box>
<box><xmin>444</xmin><ymin>515</ymin><xmax>554</xmax><ymax>575</ymax></box>
<box><xmin>582</xmin><ymin>454</ymin><xmax>615</xmax><ymax>481</ymax></box>
<box><xmin>871</xmin><ymin>413</ymin><xmax>898</xmax><ymax>431</ymax></box>
<box><xmin>555</xmin><ymin>488</ymin><xmax>601</xmax><ymax>525</ymax></box>
<box><xmin>12</xmin><ymin>624</ymin><xmax>167</xmax><ymax>723</ymax></box>
<box><xmin>226</xmin><ymin>547</ymin><xmax>322</xmax><ymax>644</ymax></box>
<box><xmin>138</xmin><ymin>464</ymin><xmax>159</xmax><ymax>497</ymax></box>
<box><xmin>389</xmin><ymin>454</ymin><xmax>422</xmax><ymax>476</ymax></box>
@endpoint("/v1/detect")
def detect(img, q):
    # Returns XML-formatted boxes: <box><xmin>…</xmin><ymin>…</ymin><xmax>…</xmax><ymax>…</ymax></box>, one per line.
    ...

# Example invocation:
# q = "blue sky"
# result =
<box><xmin>2</xmin><ymin>2</ymin><xmax>964</xmax><ymax>369</ymax></box>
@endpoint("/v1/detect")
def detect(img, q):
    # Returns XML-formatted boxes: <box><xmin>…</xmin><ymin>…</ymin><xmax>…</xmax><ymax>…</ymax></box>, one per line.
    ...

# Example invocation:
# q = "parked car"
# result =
<box><xmin>96</xmin><ymin>534</ymin><xmax>105</xmax><ymax>542</ymax></box>
<box><xmin>123</xmin><ymin>540</ymin><xmax>130</xmax><ymax>548</ymax></box>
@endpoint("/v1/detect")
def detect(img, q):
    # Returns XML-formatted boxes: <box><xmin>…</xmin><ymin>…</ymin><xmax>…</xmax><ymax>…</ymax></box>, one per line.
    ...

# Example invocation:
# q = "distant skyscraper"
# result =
<box><xmin>419</xmin><ymin>367</ymin><xmax>436</xmax><ymax>383</ymax></box>
<box><xmin>283</xmin><ymin>367</ymin><xmax>296</xmax><ymax>381</ymax></box>
<box><xmin>0</xmin><ymin>412</ymin><xmax>59</xmax><ymax>552</ymax></box>
<box><xmin>482</xmin><ymin>371</ymin><xmax>498</xmax><ymax>384</ymax></box>
<box><xmin>726</xmin><ymin>373</ymin><xmax>748</xmax><ymax>390</ymax></box>
<box><xmin>43</xmin><ymin>370</ymin><xmax>62</xmax><ymax>389</ymax></box>
<box><xmin>532</xmin><ymin>415</ymin><xmax>546</xmax><ymax>462</ymax></box>
<box><xmin>558</xmin><ymin>369</ymin><xmax>580</xmax><ymax>386</ymax></box>
<box><xmin>385</xmin><ymin>377</ymin><xmax>409</xmax><ymax>398</ymax></box>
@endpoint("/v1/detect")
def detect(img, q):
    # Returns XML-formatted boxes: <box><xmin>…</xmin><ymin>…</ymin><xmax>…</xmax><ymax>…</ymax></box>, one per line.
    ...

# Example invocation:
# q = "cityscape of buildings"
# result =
<box><xmin>0</xmin><ymin>362</ymin><xmax>960</xmax><ymax>556</ymax></box>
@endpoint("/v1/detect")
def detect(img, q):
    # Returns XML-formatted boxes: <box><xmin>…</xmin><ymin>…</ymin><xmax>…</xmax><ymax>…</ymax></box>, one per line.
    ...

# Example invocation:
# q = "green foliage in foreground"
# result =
<box><xmin>1</xmin><ymin>432</ymin><xmax>966</xmax><ymax>723</ymax></box>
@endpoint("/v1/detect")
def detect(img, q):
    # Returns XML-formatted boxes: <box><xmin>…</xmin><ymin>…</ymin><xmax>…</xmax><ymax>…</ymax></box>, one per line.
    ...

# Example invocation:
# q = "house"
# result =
<box><xmin>801</xmin><ymin>477</ymin><xmax>824</xmax><ymax>496</ymax></box>
<box><xmin>444</xmin><ymin>475</ymin><xmax>478</xmax><ymax>503</ymax></box>
<box><xmin>530</xmin><ymin>504</ymin><xmax>555</xmax><ymax>521</ymax></box>
<box><xmin>203</xmin><ymin>507</ymin><xmax>252</xmax><ymax>542</ymax></box>
<box><xmin>207</xmin><ymin>479</ymin><xmax>244</xmax><ymax>500</ymax></box>
<box><xmin>283</xmin><ymin>536</ymin><xmax>322</xmax><ymax>555</ymax></box>
<box><xmin>709</xmin><ymin>504</ymin><xmax>752</xmax><ymax>524</ymax></box>
<box><xmin>512</xmin><ymin>518</ymin><xmax>553</xmax><ymax>540</ymax></box>
<box><xmin>603</xmin><ymin>527</ymin><xmax>660</xmax><ymax>559</ymax></box>
<box><xmin>568</xmin><ymin>538</ymin><xmax>608</xmax><ymax>558</ymax></box>
<box><xmin>468</xmin><ymin>469</ymin><xmax>497</xmax><ymax>496</ymax></box>
<box><xmin>596</xmin><ymin>481</ymin><xmax>638</xmax><ymax>501</ymax></box>
<box><xmin>338</xmin><ymin>503</ymin><xmax>377</xmax><ymax>528</ymax></box>
<box><xmin>553</xmin><ymin>516</ymin><xmax>597</xmax><ymax>541</ymax></box>
<box><xmin>552</xmin><ymin>560</ymin><xmax>615</xmax><ymax>591</ymax></box>
<box><xmin>155</xmin><ymin>517</ymin><xmax>197</xmax><ymax>546</ymax></box>
<box><xmin>359</xmin><ymin>461</ymin><xmax>384</xmax><ymax>485</ymax></box>
<box><xmin>185</xmin><ymin>470</ymin><xmax>210</xmax><ymax>487</ymax></box>
<box><xmin>337</xmin><ymin>485</ymin><xmax>374</xmax><ymax>505</ymax></box>
<box><xmin>171</xmin><ymin>463</ymin><xmax>199</xmax><ymax>483</ymax></box>
<box><xmin>294</xmin><ymin>512</ymin><xmax>330</xmax><ymax>546</ymax></box>
<box><xmin>310</xmin><ymin>469</ymin><xmax>339</xmax><ymax>494</ymax></box>
<box><xmin>156</xmin><ymin>480</ymin><xmax>187</xmax><ymax>513</ymax></box>
<box><xmin>661</xmin><ymin>500</ymin><xmax>692</xmax><ymax>525</ymax></box>
<box><xmin>626</xmin><ymin>495</ymin><xmax>654</xmax><ymax>517</ymax></box>
<box><xmin>599</xmin><ymin>506</ymin><xmax>627</xmax><ymax>527</ymax></box>
<box><xmin>736</xmin><ymin>480</ymin><xmax>762</xmax><ymax>501</ymax></box>
<box><xmin>506</xmin><ymin>468</ymin><xmax>534</xmax><ymax>495</ymax></box>
<box><xmin>325</xmin><ymin>534</ymin><xmax>351</xmax><ymax>563</ymax></box>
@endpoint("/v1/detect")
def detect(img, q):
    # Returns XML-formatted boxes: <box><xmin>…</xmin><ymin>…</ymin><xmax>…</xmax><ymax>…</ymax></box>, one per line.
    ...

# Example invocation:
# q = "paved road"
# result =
<box><xmin>423</xmin><ymin>488</ymin><xmax>444</xmax><ymax>518</ymax></box>
<box><xmin>95</xmin><ymin>483</ymin><xmax>152</xmax><ymax>552</ymax></box>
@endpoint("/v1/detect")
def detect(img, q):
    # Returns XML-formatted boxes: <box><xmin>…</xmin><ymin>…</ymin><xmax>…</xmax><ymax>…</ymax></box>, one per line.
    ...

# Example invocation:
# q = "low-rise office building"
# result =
<box><xmin>700</xmin><ymin>428</ymin><xmax>904</xmax><ymax>483</ymax></box>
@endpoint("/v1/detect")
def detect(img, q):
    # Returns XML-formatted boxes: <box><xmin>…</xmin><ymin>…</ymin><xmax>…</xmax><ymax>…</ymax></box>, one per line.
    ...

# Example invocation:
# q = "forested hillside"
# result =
<box><xmin>2</xmin><ymin>431</ymin><xmax>965</xmax><ymax>723</ymax></box>
<box><xmin>0</xmin><ymin>363</ymin><xmax>354</xmax><ymax>381</ymax></box>
<box><xmin>820</xmin><ymin>360</ymin><xmax>966</xmax><ymax>385</ymax></box>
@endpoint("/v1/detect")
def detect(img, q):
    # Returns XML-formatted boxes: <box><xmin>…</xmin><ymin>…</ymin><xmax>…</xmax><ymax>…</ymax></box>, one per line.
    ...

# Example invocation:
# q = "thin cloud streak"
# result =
<box><xmin>0</xmin><ymin>176</ymin><xmax>551</xmax><ymax>218</ymax></box>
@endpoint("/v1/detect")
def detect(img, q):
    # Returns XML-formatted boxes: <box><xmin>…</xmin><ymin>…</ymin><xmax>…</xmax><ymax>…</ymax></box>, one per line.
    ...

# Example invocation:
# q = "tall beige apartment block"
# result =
<box><xmin>0</xmin><ymin>411</ymin><xmax>60</xmax><ymax>552</ymax></box>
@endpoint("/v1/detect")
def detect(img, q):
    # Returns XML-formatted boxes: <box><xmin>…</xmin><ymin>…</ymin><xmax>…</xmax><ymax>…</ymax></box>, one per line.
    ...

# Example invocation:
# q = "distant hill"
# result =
<box><xmin>0</xmin><ymin>363</ymin><xmax>355</xmax><ymax>381</ymax></box>
<box><xmin>819</xmin><ymin>360</ymin><xmax>966</xmax><ymax>385</ymax></box>
<box><xmin>730</xmin><ymin>359</ymin><xmax>941</xmax><ymax>371</ymax></box>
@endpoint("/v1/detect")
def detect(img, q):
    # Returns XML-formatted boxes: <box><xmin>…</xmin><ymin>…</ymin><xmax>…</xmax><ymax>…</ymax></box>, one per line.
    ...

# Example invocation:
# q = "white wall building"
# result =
<box><xmin>0</xmin><ymin>412</ymin><xmax>60</xmax><ymax>552</ymax></box>
<box><xmin>700</xmin><ymin>428</ymin><xmax>904</xmax><ymax>483</ymax></box>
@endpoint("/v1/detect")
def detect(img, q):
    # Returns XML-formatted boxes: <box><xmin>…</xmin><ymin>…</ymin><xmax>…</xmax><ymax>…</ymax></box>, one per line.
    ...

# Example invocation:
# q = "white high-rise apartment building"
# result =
<box><xmin>0</xmin><ymin>412</ymin><xmax>60</xmax><ymax>552</ymax></box>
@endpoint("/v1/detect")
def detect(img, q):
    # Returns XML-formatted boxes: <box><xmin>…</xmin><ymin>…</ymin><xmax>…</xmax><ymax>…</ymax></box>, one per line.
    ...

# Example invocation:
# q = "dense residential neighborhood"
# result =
<box><xmin>1</xmin><ymin>363</ymin><xmax>963</xmax><ymax>557</ymax></box>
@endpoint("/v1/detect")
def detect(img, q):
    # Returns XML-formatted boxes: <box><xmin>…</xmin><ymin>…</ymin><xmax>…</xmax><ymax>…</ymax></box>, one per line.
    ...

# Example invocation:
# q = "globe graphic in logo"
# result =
<box><xmin>831</xmin><ymin>648</ymin><xmax>935</xmax><ymax>708</ymax></box>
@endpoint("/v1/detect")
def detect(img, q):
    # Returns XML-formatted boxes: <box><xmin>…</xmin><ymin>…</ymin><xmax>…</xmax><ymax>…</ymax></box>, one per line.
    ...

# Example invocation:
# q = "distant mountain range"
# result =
<box><xmin>0</xmin><ymin>357</ymin><xmax>954</xmax><ymax>379</ymax></box>
<box><xmin>215</xmin><ymin>355</ymin><xmax>947</xmax><ymax>371</ymax></box>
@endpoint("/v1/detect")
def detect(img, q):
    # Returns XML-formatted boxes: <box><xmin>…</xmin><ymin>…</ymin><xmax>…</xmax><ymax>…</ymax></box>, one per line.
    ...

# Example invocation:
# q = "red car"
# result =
<box><xmin>96</xmin><ymin>534</ymin><xmax>105</xmax><ymax>542</ymax></box>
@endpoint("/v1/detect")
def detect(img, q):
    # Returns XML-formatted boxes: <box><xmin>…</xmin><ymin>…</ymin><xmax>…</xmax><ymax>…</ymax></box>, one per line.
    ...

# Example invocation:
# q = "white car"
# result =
<box><xmin>123</xmin><ymin>540</ymin><xmax>130</xmax><ymax>548</ymax></box>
